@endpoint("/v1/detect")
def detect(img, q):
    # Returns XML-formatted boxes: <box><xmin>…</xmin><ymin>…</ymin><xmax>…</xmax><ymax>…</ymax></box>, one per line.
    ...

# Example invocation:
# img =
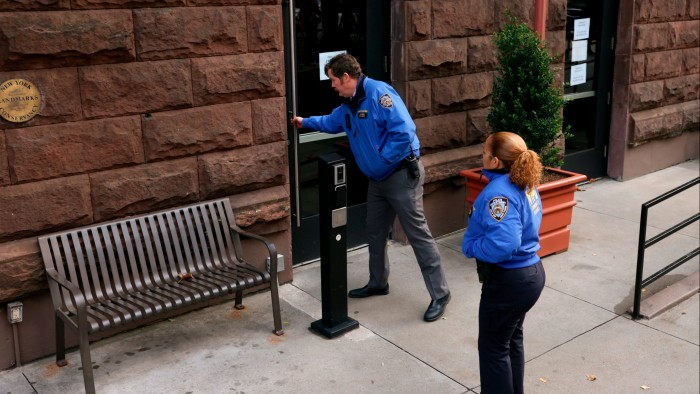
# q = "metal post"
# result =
<box><xmin>310</xmin><ymin>153</ymin><xmax>359</xmax><ymax>338</ymax></box>
<box><xmin>632</xmin><ymin>205</ymin><xmax>648</xmax><ymax>319</ymax></box>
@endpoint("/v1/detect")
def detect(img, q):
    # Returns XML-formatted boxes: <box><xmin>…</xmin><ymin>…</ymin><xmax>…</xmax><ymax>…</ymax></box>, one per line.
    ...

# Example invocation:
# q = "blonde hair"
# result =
<box><xmin>488</xmin><ymin>131</ymin><xmax>543</xmax><ymax>190</ymax></box>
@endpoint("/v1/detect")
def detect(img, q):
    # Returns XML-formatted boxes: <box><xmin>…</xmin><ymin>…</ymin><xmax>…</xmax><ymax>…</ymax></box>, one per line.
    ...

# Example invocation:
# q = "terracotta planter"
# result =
<box><xmin>459</xmin><ymin>167</ymin><xmax>587</xmax><ymax>258</ymax></box>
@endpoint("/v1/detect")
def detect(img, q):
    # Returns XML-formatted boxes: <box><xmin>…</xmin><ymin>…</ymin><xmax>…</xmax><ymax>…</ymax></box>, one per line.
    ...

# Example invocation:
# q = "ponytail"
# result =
<box><xmin>509</xmin><ymin>150</ymin><xmax>543</xmax><ymax>190</ymax></box>
<box><xmin>488</xmin><ymin>131</ymin><xmax>544</xmax><ymax>190</ymax></box>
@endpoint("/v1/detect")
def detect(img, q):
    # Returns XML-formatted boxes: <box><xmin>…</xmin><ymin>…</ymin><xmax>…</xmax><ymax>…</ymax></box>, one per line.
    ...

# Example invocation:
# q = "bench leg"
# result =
<box><xmin>55</xmin><ymin>314</ymin><xmax>67</xmax><ymax>367</ymax></box>
<box><xmin>234</xmin><ymin>290</ymin><xmax>245</xmax><ymax>310</ymax></box>
<box><xmin>77</xmin><ymin>318</ymin><xmax>96</xmax><ymax>394</ymax></box>
<box><xmin>270</xmin><ymin>279</ymin><xmax>284</xmax><ymax>336</ymax></box>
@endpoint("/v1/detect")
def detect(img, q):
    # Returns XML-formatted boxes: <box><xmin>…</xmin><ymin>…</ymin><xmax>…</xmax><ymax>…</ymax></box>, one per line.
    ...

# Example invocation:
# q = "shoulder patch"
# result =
<box><xmin>488</xmin><ymin>197</ymin><xmax>509</xmax><ymax>222</ymax></box>
<box><xmin>378</xmin><ymin>93</ymin><xmax>393</xmax><ymax>108</ymax></box>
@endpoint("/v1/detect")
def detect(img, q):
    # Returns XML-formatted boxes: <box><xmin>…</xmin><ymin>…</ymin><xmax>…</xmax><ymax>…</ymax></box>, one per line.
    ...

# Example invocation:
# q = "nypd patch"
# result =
<box><xmin>488</xmin><ymin>197</ymin><xmax>508</xmax><ymax>221</ymax></box>
<box><xmin>378</xmin><ymin>94</ymin><xmax>393</xmax><ymax>108</ymax></box>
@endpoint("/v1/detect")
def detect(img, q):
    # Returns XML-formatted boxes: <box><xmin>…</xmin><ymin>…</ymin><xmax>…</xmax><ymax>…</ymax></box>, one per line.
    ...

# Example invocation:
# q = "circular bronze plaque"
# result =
<box><xmin>0</xmin><ymin>79</ymin><xmax>42</xmax><ymax>123</ymax></box>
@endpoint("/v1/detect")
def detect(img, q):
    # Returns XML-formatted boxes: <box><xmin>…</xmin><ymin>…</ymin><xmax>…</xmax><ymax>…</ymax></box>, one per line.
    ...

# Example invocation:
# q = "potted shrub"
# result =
<box><xmin>460</xmin><ymin>15</ymin><xmax>586</xmax><ymax>257</ymax></box>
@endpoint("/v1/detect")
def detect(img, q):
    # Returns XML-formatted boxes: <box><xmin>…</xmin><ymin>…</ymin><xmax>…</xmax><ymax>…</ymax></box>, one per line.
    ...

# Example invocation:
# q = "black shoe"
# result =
<box><xmin>423</xmin><ymin>292</ymin><xmax>451</xmax><ymax>322</ymax></box>
<box><xmin>348</xmin><ymin>284</ymin><xmax>390</xmax><ymax>298</ymax></box>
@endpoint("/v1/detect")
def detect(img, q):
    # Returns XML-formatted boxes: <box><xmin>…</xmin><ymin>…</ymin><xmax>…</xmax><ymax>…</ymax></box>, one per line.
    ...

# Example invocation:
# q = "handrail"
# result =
<box><xmin>632</xmin><ymin>177</ymin><xmax>700</xmax><ymax>319</ymax></box>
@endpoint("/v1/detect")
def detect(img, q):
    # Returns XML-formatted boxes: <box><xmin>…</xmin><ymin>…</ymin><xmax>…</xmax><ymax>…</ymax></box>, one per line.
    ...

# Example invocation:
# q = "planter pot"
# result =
<box><xmin>459</xmin><ymin>167</ymin><xmax>587</xmax><ymax>258</ymax></box>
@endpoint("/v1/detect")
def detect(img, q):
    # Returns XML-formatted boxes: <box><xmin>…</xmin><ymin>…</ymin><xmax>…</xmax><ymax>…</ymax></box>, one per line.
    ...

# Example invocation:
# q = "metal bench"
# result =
<box><xmin>38</xmin><ymin>198</ymin><xmax>284</xmax><ymax>394</ymax></box>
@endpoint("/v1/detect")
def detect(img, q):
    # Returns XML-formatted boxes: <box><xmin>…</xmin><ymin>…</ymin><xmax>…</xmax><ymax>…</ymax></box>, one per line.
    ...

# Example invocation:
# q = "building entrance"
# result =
<box><xmin>284</xmin><ymin>0</ymin><xmax>391</xmax><ymax>264</ymax></box>
<box><xmin>562</xmin><ymin>0</ymin><xmax>619</xmax><ymax>178</ymax></box>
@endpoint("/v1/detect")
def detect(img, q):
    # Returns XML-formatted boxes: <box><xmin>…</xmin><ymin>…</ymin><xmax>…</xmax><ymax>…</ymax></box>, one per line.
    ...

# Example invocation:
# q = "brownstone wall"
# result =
<box><xmin>392</xmin><ymin>0</ymin><xmax>567</xmax><ymax>180</ymax></box>
<box><xmin>0</xmin><ymin>1</ymin><xmax>290</xmax><ymax>305</ymax></box>
<box><xmin>389</xmin><ymin>0</ymin><xmax>568</xmax><ymax>236</ymax></box>
<box><xmin>609</xmin><ymin>0</ymin><xmax>699</xmax><ymax>179</ymax></box>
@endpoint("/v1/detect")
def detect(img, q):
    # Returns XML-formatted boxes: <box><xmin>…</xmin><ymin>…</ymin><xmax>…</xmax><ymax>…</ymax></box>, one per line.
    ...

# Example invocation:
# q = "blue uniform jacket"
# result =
<box><xmin>301</xmin><ymin>76</ymin><xmax>420</xmax><ymax>181</ymax></box>
<box><xmin>462</xmin><ymin>169</ymin><xmax>543</xmax><ymax>269</ymax></box>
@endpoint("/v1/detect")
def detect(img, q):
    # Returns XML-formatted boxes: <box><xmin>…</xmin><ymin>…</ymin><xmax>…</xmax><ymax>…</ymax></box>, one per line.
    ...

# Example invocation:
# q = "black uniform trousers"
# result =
<box><xmin>478</xmin><ymin>260</ymin><xmax>545</xmax><ymax>394</ymax></box>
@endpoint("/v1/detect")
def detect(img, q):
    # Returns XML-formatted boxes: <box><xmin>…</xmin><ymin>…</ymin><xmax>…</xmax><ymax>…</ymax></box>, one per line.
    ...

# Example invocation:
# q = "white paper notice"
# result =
<box><xmin>570</xmin><ymin>64</ymin><xmax>587</xmax><ymax>86</ymax></box>
<box><xmin>319</xmin><ymin>50</ymin><xmax>347</xmax><ymax>80</ymax></box>
<box><xmin>573</xmin><ymin>18</ymin><xmax>590</xmax><ymax>40</ymax></box>
<box><xmin>571</xmin><ymin>40</ymin><xmax>588</xmax><ymax>62</ymax></box>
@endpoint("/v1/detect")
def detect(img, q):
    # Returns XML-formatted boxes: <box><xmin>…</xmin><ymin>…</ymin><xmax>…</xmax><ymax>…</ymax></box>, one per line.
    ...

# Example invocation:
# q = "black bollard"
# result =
<box><xmin>309</xmin><ymin>153</ymin><xmax>359</xmax><ymax>338</ymax></box>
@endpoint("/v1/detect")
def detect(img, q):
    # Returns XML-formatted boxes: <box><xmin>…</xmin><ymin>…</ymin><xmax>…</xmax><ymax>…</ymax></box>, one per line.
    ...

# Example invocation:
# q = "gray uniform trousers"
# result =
<box><xmin>365</xmin><ymin>160</ymin><xmax>449</xmax><ymax>300</ymax></box>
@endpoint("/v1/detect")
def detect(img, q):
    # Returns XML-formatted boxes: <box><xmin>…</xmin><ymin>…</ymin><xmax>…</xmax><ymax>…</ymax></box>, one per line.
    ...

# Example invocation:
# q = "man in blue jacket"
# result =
<box><xmin>291</xmin><ymin>53</ymin><xmax>450</xmax><ymax>322</ymax></box>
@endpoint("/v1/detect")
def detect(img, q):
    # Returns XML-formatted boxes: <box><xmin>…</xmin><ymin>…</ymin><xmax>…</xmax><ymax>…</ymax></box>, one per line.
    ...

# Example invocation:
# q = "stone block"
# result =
<box><xmin>192</xmin><ymin>52</ymin><xmax>284</xmax><ymax>106</ymax></box>
<box><xmin>629</xmin><ymin>101</ymin><xmax>698</xmax><ymax>146</ymax></box>
<box><xmin>143</xmin><ymin>102</ymin><xmax>253</xmax><ymax>161</ymax></box>
<box><xmin>406</xmin><ymin>80</ymin><xmax>432</xmax><ymax>118</ymax></box>
<box><xmin>631</xmin><ymin>54</ymin><xmax>646</xmax><ymax>83</ymax></box>
<box><xmin>467</xmin><ymin>107</ymin><xmax>492</xmax><ymax>144</ymax></box>
<box><xmin>546</xmin><ymin>29</ymin><xmax>567</xmax><ymax>63</ymax></box>
<box><xmin>495</xmin><ymin>0</ymin><xmax>534</xmax><ymax>29</ymax></box>
<box><xmin>0</xmin><ymin>238</ymin><xmax>44</xmax><ymax>304</ymax></box>
<box><xmin>669</xmin><ymin>20</ymin><xmax>700</xmax><ymax>49</ymax></box>
<box><xmin>0</xmin><ymin>175</ymin><xmax>92</xmax><ymax>242</ymax></box>
<box><xmin>72</xmin><ymin>0</ymin><xmax>185</xmax><ymax>8</ymax></box>
<box><xmin>468</xmin><ymin>36</ymin><xmax>497</xmax><ymax>73</ymax></box>
<box><xmin>0</xmin><ymin>68</ymin><xmax>82</xmax><ymax>128</ymax></box>
<box><xmin>80</xmin><ymin>59</ymin><xmax>193</xmax><ymax>118</ymax></box>
<box><xmin>229</xmin><ymin>186</ymin><xmax>290</xmax><ymax>228</ymax></box>
<box><xmin>636</xmin><ymin>0</ymin><xmax>688</xmax><ymax>23</ymax></box>
<box><xmin>633</xmin><ymin>23</ymin><xmax>670</xmax><ymax>53</ymax></box>
<box><xmin>251</xmin><ymin>97</ymin><xmax>286</xmax><ymax>145</ymax></box>
<box><xmin>644</xmin><ymin>50</ymin><xmax>683</xmax><ymax>80</ymax></box>
<box><xmin>681</xmin><ymin>100</ymin><xmax>700</xmax><ymax>130</ymax></box>
<box><xmin>547</xmin><ymin>0</ymin><xmax>567</xmax><ymax>30</ymax></box>
<box><xmin>6</xmin><ymin>116</ymin><xmax>144</xmax><ymax>183</ymax></box>
<box><xmin>407</xmin><ymin>39</ymin><xmax>469</xmax><ymax>79</ymax></box>
<box><xmin>414</xmin><ymin>112</ymin><xmax>467</xmax><ymax>152</ymax></box>
<box><xmin>629</xmin><ymin>80</ymin><xmax>665</xmax><ymax>112</ymax></box>
<box><xmin>432</xmin><ymin>72</ymin><xmax>492</xmax><ymax>114</ymax></box>
<box><xmin>90</xmin><ymin>158</ymin><xmax>199</xmax><ymax>222</ymax></box>
<box><xmin>0</xmin><ymin>0</ymin><xmax>69</xmax><ymax>11</ymax></box>
<box><xmin>405</xmin><ymin>1</ymin><xmax>431</xmax><ymax>41</ymax></box>
<box><xmin>690</xmin><ymin>0</ymin><xmax>700</xmax><ymax>19</ymax></box>
<box><xmin>134</xmin><ymin>7</ymin><xmax>247</xmax><ymax>61</ymax></box>
<box><xmin>682</xmin><ymin>48</ymin><xmax>700</xmax><ymax>74</ymax></box>
<box><xmin>434</xmin><ymin>0</ymin><xmax>495</xmax><ymax>38</ymax></box>
<box><xmin>0</xmin><ymin>132</ymin><xmax>7</xmax><ymax>186</ymax></box>
<box><xmin>198</xmin><ymin>141</ymin><xmax>286</xmax><ymax>199</ymax></box>
<box><xmin>664</xmin><ymin>74</ymin><xmax>699</xmax><ymax>105</ymax></box>
<box><xmin>0</xmin><ymin>10</ymin><xmax>135</xmax><ymax>71</ymax></box>
<box><xmin>247</xmin><ymin>6</ymin><xmax>283</xmax><ymax>52</ymax></box>
<box><xmin>189</xmin><ymin>0</ymin><xmax>279</xmax><ymax>5</ymax></box>
<box><xmin>421</xmin><ymin>145</ymin><xmax>483</xmax><ymax>184</ymax></box>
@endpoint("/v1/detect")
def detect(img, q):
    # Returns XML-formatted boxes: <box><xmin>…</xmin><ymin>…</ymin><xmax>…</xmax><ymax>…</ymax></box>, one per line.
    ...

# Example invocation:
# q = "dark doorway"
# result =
<box><xmin>562</xmin><ymin>0</ymin><xmax>619</xmax><ymax>179</ymax></box>
<box><xmin>284</xmin><ymin>0</ymin><xmax>391</xmax><ymax>264</ymax></box>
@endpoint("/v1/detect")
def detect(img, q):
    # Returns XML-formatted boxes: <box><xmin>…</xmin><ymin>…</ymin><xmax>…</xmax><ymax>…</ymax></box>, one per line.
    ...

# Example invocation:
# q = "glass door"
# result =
<box><xmin>284</xmin><ymin>0</ymin><xmax>391</xmax><ymax>264</ymax></box>
<box><xmin>562</xmin><ymin>0</ymin><xmax>619</xmax><ymax>178</ymax></box>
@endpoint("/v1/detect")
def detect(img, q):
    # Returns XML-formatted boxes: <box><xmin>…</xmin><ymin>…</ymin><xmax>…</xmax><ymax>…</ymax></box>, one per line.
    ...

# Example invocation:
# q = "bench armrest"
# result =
<box><xmin>45</xmin><ymin>268</ymin><xmax>88</xmax><ymax>315</ymax></box>
<box><xmin>229</xmin><ymin>223</ymin><xmax>279</xmax><ymax>277</ymax></box>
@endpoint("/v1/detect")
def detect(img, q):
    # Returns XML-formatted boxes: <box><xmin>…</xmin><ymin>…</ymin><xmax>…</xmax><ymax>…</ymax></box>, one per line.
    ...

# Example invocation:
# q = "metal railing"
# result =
<box><xmin>632</xmin><ymin>177</ymin><xmax>700</xmax><ymax>320</ymax></box>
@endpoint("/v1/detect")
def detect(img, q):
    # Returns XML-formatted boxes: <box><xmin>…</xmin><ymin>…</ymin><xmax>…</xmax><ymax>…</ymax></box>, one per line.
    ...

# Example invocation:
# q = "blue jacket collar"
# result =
<box><xmin>482</xmin><ymin>168</ymin><xmax>509</xmax><ymax>181</ymax></box>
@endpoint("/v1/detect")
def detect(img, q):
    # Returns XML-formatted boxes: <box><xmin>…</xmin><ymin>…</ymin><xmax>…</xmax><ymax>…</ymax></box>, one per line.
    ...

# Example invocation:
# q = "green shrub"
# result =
<box><xmin>487</xmin><ymin>15</ymin><xmax>570</xmax><ymax>168</ymax></box>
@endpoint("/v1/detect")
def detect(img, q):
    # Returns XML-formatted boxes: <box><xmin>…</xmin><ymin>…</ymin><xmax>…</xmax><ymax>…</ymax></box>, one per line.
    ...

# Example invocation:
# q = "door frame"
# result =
<box><xmin>283</xmin><ymin>0</ymin><xmax>391</xmax><ymax>265</ymax></box>
<box><xmin>562</xmin><ymin>0</ymin><xmax>619</xmax><ymax>179</ymax></box>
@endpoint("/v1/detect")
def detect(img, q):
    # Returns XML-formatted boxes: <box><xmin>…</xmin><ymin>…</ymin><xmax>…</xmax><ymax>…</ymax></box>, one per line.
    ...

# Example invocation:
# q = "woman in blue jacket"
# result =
<box><xmin>462</xmin><ymin>131</ymin><xmax>546</xmax><ymax>394</ymax></box>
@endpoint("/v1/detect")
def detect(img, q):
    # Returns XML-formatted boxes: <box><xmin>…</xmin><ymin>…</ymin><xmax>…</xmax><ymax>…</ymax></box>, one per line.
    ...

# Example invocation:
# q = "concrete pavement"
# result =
<box><xmin>1</xmin><ymin>159</ymin><xmax>698</xmax><ymax>393</ymax></box>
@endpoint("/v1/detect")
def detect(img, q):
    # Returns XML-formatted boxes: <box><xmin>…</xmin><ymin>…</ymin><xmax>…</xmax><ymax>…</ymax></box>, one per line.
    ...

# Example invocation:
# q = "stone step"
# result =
<box><xmin>634</xmin><ymin>270</ymin><xmax>700</xmax><ymax>319</ymax></box>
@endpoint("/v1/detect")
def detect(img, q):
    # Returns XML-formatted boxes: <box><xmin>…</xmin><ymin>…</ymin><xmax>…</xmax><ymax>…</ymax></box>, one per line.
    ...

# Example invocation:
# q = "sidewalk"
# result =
<box><xmin>2</xmin><ymin>160</ymin><xmax>698</xmax><ymax>394</ymax></box>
